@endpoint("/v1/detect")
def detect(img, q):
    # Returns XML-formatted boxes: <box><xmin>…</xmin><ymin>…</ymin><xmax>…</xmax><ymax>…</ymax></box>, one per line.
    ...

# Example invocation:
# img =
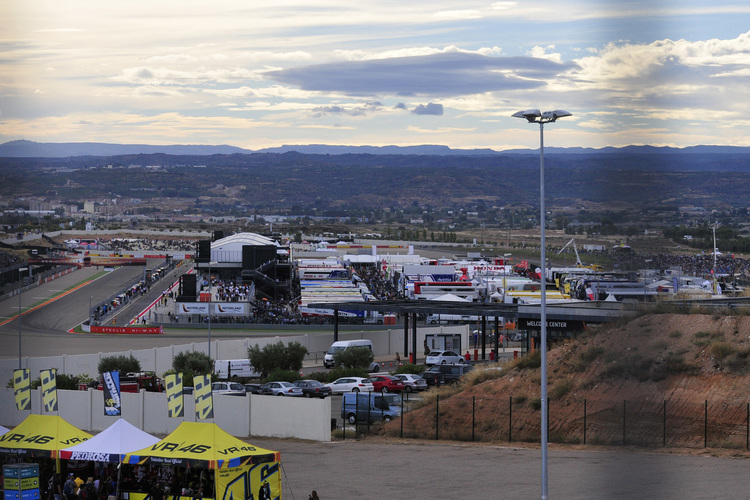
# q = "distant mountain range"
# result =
<box><xmin>2</xmin><ymin>139</ymin><xmax>749</xmax><ymax>158</ymax></box>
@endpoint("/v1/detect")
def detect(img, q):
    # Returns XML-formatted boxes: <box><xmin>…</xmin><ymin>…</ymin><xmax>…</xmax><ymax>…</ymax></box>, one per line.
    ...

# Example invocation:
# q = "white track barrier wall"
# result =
<box><xmin>0</xmin><ymin>326</ymin><xmax>466</xmax><ymax>441</ymax></box>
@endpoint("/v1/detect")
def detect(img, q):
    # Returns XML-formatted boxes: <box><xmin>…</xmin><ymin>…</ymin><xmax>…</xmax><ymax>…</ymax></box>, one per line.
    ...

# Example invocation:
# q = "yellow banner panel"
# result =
<box><xmin>13</xmin><ymin>369</ymin><xmax>31</xmax><ymax>411</ymax></box>
<box><xmin>193</xmin><ymin>374</ymin><xmax>213</xmax><ymax>420</ymax></box>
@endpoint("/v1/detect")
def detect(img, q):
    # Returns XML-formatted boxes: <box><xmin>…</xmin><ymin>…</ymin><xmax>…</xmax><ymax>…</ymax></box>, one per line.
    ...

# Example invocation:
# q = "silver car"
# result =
<box><xmin>393</xmin><ymin>373</ymin><xmax>428</xmax><ymax>392</ymax></box>
<box><xmin>259</xmin><ymin>381</ymin><xmax>303</xmax><ymax>396</ymax></box>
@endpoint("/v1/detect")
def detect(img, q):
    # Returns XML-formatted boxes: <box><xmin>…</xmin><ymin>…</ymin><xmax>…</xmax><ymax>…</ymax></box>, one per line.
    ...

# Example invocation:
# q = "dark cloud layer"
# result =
<box><xmin>265</xmin><ymin>52</ymin><xmax>577</xmax><ymax>97</ymax></box>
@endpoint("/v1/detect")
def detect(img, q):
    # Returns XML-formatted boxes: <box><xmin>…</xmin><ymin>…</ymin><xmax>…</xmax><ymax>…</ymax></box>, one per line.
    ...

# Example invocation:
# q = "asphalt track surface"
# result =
<box><xmin>2</xmin><ymin>267</ymin><xmax>750</xmax><ymax>498</ymax></box>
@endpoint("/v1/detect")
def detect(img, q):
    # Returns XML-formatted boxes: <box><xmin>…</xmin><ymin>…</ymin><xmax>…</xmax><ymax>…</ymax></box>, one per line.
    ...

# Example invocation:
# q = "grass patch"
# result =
<box><xmin>528</xmin><ymin>397</ymin><xmax>542</xmax><ymax>410</ymax></box>
<box><xmin>513</xmin><ymin>393</ymin><xmax>528</xmax><ymax>405</ymax></box>
<box><xmin>569</xmin><ymin>346</ymin><xmax>604</xmax><ymax>373</ymax></box>
<box><xmin>549</xmin><ymin>378</ymin><xmax>575</xmax><ymax>399</ymax></box>
<box><xmin>710</xmin><ymin>341</ymin><xmax>736</xmax><ymax>361</ymax></box>
<box><xmin>511</xmin><ymin>350</ymin><xmax>541</xmax><ymax>370</ymax></box>
<box><xmin>669</xmin><ymin>330</ymin><xmax>682</xmax><ymax>338</ymax></box>
<box><xmin>693</xmin><ymin>330</ymin><xmax>724</xmax><ymax>347</ymax></box>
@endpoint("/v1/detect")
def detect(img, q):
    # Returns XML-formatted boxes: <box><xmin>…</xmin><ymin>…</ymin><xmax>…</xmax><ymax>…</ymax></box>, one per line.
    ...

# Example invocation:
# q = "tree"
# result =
<box><xmin>333</xmin><ymin>346</ymin><xmax>374</xmax><ymax>370</ymax></box>
<box><xmin>247</xmin><ymin>341</ymin><xmax>308</xmax><ymax>376</ymax></box>
<box><xmin>98</xmin><ymin>355</ymin><xmax>141</xmax><ymax>376</ymax></box>
<box><xmin>172</xmin><ymin>351</ymin><xmax>213</xmax><ymax>387</ymax></box>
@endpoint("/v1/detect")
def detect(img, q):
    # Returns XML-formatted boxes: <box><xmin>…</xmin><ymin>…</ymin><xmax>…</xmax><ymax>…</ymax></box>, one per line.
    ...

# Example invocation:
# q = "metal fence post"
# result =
<box><xmin>746</xmin><ymin>402</ymin><xmax>749</xmax><ymax>451</ymax></box>
<box><xmin>509</xmin><ymin>395</ymin><xmax>513</xmax><ymax>443</ymax></box>
<box><xmin>400</xmin><ymin>392</ymin><xmax>404</xmax><ymax>439</ymax></box>
<box><xmin>583</xmin><ymin>399</ymin><xmax>587</xmax><ymax>445</ymax></box>
<box><xmin>435</xmin><ymin>395</ymin><xmax>440</xmax><ymax>441</ymax></box>
<box><xmin>623</xmin><ymin>400</ymin><xmax>626</xmax><ymax>446</ymax></box>
<box><xmin>704</xmin><ymin>400</ymin><xmax>708</xmax><ymax>448</ymax></box>
<box><xmin>663</xmin><ymin>400</ymin><xmax>666</xmax><ymax>447</ymax></box>
<box><xmin>472</xmin><ymin>396</ymin><xmax>476</xmax><ymax>442</ymax></box>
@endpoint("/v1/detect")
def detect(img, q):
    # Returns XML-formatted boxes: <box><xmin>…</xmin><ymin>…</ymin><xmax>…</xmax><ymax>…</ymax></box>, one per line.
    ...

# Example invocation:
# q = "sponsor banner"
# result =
<box><xmin>128</xmin><ymin>495</ymin><xmax>208</xmax><ymax>500</ymax></box>
<box><xmin>217</xmin><ymin>462</ymin><xmax>281</xmax><ymax>500</ymax></box>
<box><xmin>215</xmin><ymin>303</ymin><xmax>246</xmax><ymax>314</ymax></box>
<box><xmin>40</xmin><ymin>369</ymin><xmax>58</xmax><ymax>412</ymax></box>
<box><xmin>90</xmin><ymin>326</ymin><xmax>163</xmax><ymax>334</ymax></box>
<box><xmin>193</xmin><ymin>375</ymin><xmax>213</xmax><ymax>420</ymax></box>
<box><xmin>13</xmin><ymin>369</ymin><xmax>31</xmax><ymax>411</ymax></box>
<box><xmin>179</xmin><ymin>303</ymin><xmax>209</xmax><ymax>314</ymax></box>
<box><xmin>64</xmin><ymin>451</ymin><xmax>115</xmax><ymax>462</ymax></box>
<box><xmin>165</xmin><ymin>373</ymin><xmax>185</xmax><ymax>418</ymax></box>
<box><xmin>102</xmin><ymin>371</ymin><xmax>122</xmax><ymax>416</ymax></box>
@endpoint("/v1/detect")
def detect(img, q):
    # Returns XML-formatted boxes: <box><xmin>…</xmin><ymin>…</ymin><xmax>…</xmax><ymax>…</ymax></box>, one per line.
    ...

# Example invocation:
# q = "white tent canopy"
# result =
<box><xmin>428</xmin><ymin>293</ymin><xmax>471</xmax><ymax>302</ymax></box>
<box><xmin>59</xmin><ymin>418</ymin><xmax>160</xmax><ymax>462</ymax></box>
<box><xmin>0</xmin><ymin>424</ymin><xmax>9</xmax><ymax>436</ymax></box>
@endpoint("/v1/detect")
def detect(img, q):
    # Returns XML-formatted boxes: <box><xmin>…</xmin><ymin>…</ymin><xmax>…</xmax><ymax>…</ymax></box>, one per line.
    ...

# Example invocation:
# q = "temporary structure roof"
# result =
<box><xmin>0</xmin><ymin>414</ymin><xmax>92</xmax><ymax>458</ymax></box>
<box><xmin>121</xmin><ymin>421</ymin><xmax>279</xmax><ymax>469</ymax></box>
<box><xmin>0</xmin><ymin>424</ymin><xmax>8</xmax><ymax>436</ymax></box>
<box><xmin>59</xmin><ymin>418</ymin><xmax>160</xmax><ymax>463</ymax></box>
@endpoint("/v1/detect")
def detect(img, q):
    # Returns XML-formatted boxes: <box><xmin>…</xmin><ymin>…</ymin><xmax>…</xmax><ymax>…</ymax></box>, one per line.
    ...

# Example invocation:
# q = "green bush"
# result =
<box><xmin>265</xmin><ymin>369</ymin><xmax>302</xmax><ymax>383</ymax></box>
<box><xmin>332</xmin><ymin>346</ymin><xmax>374</xmax><ymax>370</ymax></box>
<box><xmin>172</xmin><ymin>351</ymin><xmax>213</xmax><ymax>387</ymax></box>
<box><xmin>393</xmin><ymin>363</ymin><xmax>425</xmax><ymax>375</ymax></box>
<box><xmin>248</xmin><ymin>341</ymin><xmax>308</xmax><ymax>376</ymax></box>
<box><xmin>98</xmin><ymin>355</ymin><xmax>141</xmax><ymax>376</ymax></box>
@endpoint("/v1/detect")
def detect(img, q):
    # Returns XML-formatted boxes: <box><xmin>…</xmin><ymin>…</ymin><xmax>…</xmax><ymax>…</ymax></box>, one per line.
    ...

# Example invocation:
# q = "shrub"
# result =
<box><xmin>549</xmin><ymin>378</ymin><xmax>574</xmax><ymax>399</ymax></box>
<box><xmin>393</xmin><ymin>363</ymin><xmax>425</xmax><ymax>375</ymax></box>
<box><xmin>248</xmin><ymin>341</ymin><xmax>309</xmax><ymax>375</ymax></box>
<box><xmin>172</xmin><ymin>351</ymin><xmax>213</xmax><ymax>386</ymax></box>
<box><xmin>98</xmin><ymin>355</ymin><xmax>141</xmax><ymax>376</ymax></box>
<box><xmin>265</xmin><ymin>369</ymin><xmax>302</xmax><ymax>382</ymax></box>
<box><xmin>569</xmin><ymin>346</ymin><xmax>604</xmax><ymax>372</ymax></box>
<box><xmin>333</xmin><ymin>346</ymin><xmax>374</xmax><ymax>370</ymax></box>
<box><xmin>513</xmin><ymin>350</ymin><xmax>541</xmax><ymax>370</ymax></box>
<box><xmin>710</xmin><ymin>341</ymin><xmax>736</xmax><ymax>361</ymax></box>
<box><xmin>529</xmin><ymin>397</ymin><xmax>542</xmax><ymax>410</ymax></box>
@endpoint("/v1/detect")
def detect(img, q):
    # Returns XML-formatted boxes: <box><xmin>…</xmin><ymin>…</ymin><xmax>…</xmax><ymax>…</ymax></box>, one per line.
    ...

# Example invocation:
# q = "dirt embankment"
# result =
<box><xmin>385</xmin><ymin>313</ymin><xmax>750</xmax><ymax>450</ymax></box>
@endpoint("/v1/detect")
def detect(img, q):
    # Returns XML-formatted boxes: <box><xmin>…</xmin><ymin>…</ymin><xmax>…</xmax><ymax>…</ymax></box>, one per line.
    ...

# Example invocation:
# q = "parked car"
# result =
<box><xmin>393</xmin><ymin>373</ymin><xmax>427</xmax><ymax>392</ymax></box>
<box><xmin>243</xmin><ymin>383</ymin><xmax>263</xmax><ymax>395</ymax></box>
<box><xmin>425</xmin><ymin>350</ymin><xmax>465</xmax><ymax>365</ymax></box>
<box><xmin>424</xmin><ymin>364</ymin><xmax>474</xmax><ymax>384</ymax></box>
<box><xmin>325</xmin><ymin>377</ymin><xmax>374</xmax><ymax>394</ymax></box>
<box><xmin>365</xmin><ymin>374</ymin><xmax>405</xmax><ymax>393</ymax></box>
<box><xmin>211</xmin><ymin>381</ymin><xmax>246</xmax><ymax>396</ymax></box>
<box><xmin>293</xmin><ymin>379</ymin><xmax>333</xmax><ymax>398</ymax></box>
<box><xmin>259</xmin><ymin>381</ymin><xmax>303</xmax><ymax>396</ymax></box>
<box><xmin>419</xmin><ymin>371</ymin><xmax>445</xmax><ymax>387</ymax></box>
<box><xmin>341</xmin><ymin>392</ymin><xmax>401</xmax><ymax>424</ymax></box>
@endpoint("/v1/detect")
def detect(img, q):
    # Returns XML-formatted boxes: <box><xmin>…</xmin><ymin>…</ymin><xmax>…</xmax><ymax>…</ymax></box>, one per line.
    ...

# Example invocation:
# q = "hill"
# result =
<box><xmin>387</xmin><ymin>312</ymin><xmax>750</xmax><ymax>450</ymax></box>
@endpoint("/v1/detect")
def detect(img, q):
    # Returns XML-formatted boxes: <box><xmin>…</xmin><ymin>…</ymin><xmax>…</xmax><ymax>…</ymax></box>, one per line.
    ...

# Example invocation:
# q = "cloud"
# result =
<box><xmin>412</xmin><ymin>103</ymin><xmax>443</xmax><ymax>115</ymax></box>
<box><xmin>311</xmin><ymin>101</ymin><xmax>384</xmax><ymax>117</ymax></box>
<box><xmin>264</xmin><ymin>52</ymin><xmax>578</xmax><ymax>97</ymax></box>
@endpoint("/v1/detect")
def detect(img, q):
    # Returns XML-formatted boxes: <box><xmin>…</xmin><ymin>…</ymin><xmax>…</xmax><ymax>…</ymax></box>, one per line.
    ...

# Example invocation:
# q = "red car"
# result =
<box><xmin>365</xmin><ymin>375</ymin><xmax>405</xmax><ymax>393</ymax></box>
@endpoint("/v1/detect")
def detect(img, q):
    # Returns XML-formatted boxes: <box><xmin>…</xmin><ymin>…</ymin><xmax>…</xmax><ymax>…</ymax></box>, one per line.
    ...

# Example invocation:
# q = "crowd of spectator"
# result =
<box><xmin>0</xmin><ymin>248</ymin><xmax>25</xmax><ymax>270</ymax></box>
<box><xmin>101</xmin><ymin>237</ymin><xmax>197</xmax><ymax>253</ymax></box>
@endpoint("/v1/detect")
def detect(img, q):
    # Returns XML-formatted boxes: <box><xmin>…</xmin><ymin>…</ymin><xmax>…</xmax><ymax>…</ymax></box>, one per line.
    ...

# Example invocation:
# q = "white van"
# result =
<box><xmin>324</xmin><ymin>339</ymin><xmax>377</xmax><ymax>370</ymax></box>
<box><xmin>214</xmin><ymin>359</ymin><xmax>261</xmax><ymax>379</ymax></box>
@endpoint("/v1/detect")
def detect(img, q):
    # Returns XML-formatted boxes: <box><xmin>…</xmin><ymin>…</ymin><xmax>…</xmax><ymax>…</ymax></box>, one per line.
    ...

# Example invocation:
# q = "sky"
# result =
<box><xmin>3</xmin><ymin>1</ymin><xmax>750</xmax><ymax>151</ymax></box>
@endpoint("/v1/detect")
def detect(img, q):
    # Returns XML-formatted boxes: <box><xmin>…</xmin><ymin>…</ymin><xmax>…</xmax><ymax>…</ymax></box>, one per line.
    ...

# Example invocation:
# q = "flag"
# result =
<box><xmin>102</xmin><ymin>371</ymin><xmax>122</xmax><ymax>416</ymax></box>
<box><xmin>193</xmin><ymin>374</ymin><xmax>213</xmax><ymax>420</ymax></box>
<box><xmin>40</xmin><ymin>368</ymin><xmax>58</xmax><ymax>412</ymax></box>
<box><xmin>165</xmin><ymin>373</ymin><xmax>185</xmax><ymax>418</ymax></box>
<box><xmin>13</xmin><ymin>369</ymin><xmax>31</xmax><ymax>411</ymax></box>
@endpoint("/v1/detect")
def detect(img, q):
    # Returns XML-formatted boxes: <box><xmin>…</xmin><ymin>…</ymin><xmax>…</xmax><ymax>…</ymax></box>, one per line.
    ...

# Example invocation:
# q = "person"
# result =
<box><xmin>258</xmin><ymin>481</ymin><xmax>271</xmax><ymax>500</ymax></box>
<box><xmin>73</xmin><ymin>477</ymin><xmax>84</xmax><ymax>499</ymax></box>
<box><xmin>489</xmin><ymin>350</ymin><xmax>495</xmax><ymax>362</ymax></box>
<box><xmin>394</xmin><ymin>352</ymin><xmax>400</xmax><ymax>363</ymax></box>
<box><xmin>464</xmin><ymin>351</ymin><xmax>471</xmax><ymax>362</ymax></box>
<box><xmin>63</xmin><ymin>474</ymin><xmax>76</xmax><ymax>500</ymax></box>
<box><xmin>309</xmin><ymin>491</ymin><xmax>320</xmax><ymax>500</ymax></box>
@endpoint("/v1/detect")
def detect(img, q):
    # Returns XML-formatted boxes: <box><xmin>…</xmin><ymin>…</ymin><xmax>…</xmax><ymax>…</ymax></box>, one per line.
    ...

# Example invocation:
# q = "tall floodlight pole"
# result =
<box><xmin>208</xmin><ymin>261</ymin><xmax>218</xmax><ymax>359</ymax></box>
<box><xmin>18</xmin><ymin>267</ymin><xmax>28</xmax><ymax>369</ymax></box>
<box><xmin>512</xmin><ymin>109</ymin><xmax>572</xmax><ymax>500</ymax></box>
